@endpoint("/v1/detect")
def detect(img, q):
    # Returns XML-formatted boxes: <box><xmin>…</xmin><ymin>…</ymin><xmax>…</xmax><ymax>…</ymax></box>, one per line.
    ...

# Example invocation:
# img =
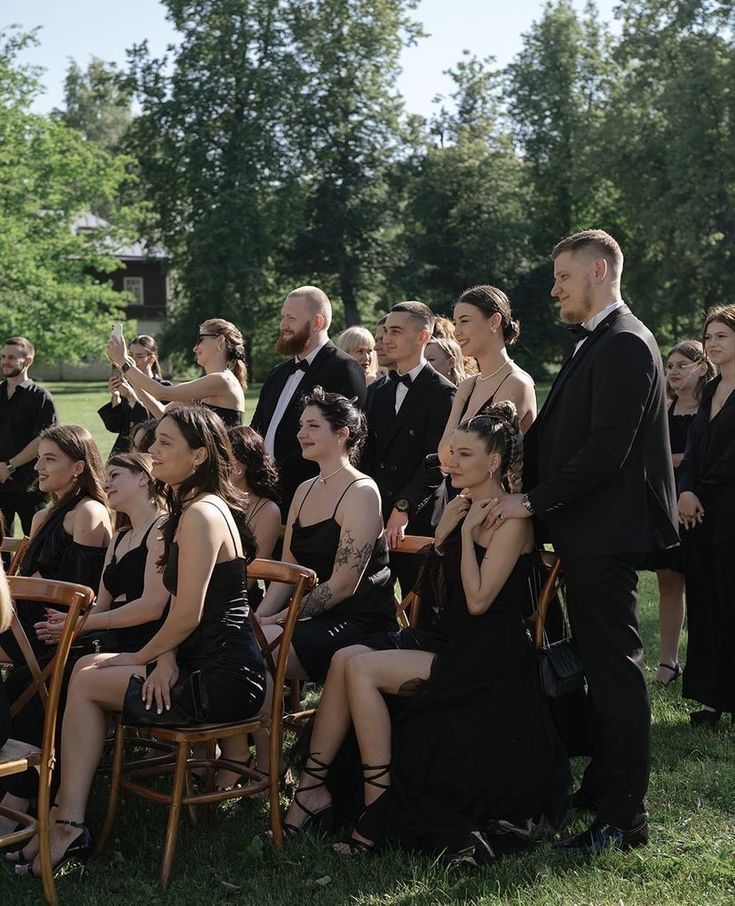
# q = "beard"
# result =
<box><xmin>1</xmin><ymin>365</ymin><xmax>23</xmax><ymax>378</ymax></box>
<box><xmin>560</xmin><ymin>280</ymin><xmax>595</xmax><ymax>324</ymax></box>
<box><xmin>276</xmin><ymin>324</ymin><xmax>311</xmax><ymax>357</ymax></box>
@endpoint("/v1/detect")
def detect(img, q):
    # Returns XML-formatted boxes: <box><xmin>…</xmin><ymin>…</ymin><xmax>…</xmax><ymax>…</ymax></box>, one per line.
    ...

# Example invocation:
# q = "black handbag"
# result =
<box><xmin>71</xmin><ymin>630</ymin><xmax>123</xmax><ymax>658</ymax></box>
<box><xmin>538</xmin><ymin>638</ymin><xmax>585</xmax><ymax>699</ymax></box>
<box><xmin>122</xmin><ymin>668</ymin><xmax>209</xmax><ymax>728</ymax></box>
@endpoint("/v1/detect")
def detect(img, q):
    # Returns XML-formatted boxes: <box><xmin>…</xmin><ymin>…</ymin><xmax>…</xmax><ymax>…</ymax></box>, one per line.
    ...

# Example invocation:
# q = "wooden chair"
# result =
<box><xmin>532</xmin><ymin>551</ymin><xmax>562</xmax><ymax>650</ymax></box>
<box><xmin>0</xmin><ymin>576</ymin><xmax>96</xmax><ymax>906</ymax></box>
<box><xmin>0</xmin><ymin>535</ymin><xmax>30</xmax><ymax>577</ymax></box>
<box><xmin>394</xmin><ymin>534</ymin><xmax>433</xmax><ymax>629</ymax></box>
<box><xmin>95</xmin><ymin>558</ymin><xmax>317</xmax><ymax>889</ymax></box>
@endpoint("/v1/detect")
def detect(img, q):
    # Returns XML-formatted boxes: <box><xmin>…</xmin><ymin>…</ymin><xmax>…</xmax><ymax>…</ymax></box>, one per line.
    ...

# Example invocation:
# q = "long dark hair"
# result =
<box><xmin>666</xmin><ymin>339</ymin><xmax>714</xmax><ymax>402</ymax></box>
<box><xmin>39</xmin><ymin>424</ymin><xmax>108</xmax><ymax>511</ymax></box>
<box><xmin>155</xmin><ymin>406</ymin><xmax>256</xmax><ymax>566</ymax></box>
<box><xmin>228</xmin><ymin>426</ymin><xmax>280</xmax><ymax>503</ymax></box>
<box><xmin>131</xmin><ymin>334</ymin><xmax>163</xmax><ymax>378</ymax></box>
<box><xmin>457</xmin><ymin>400</ymin><xmax>524</xmax><ymax>493</ymax></box>
<box><xmin>107</xmin><ymin>451</ymin><xmax>165</xmax><ymax>530</ymax></box>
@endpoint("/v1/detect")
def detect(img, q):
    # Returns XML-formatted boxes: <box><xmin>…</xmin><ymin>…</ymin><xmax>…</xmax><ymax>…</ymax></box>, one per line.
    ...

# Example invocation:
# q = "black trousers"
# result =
<box><xmin>0</xmin><ymin>490</ymin><xmax>46</xmax><ymax>537</ymax></box>
<box><xmin>563</xmin><ymin>553</ymin><xmax>650</xmax><ymax>828</ymax></box>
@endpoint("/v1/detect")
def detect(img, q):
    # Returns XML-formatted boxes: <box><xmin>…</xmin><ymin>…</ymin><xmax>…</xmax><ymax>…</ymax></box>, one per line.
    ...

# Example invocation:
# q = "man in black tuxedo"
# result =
<box><xmin>362</xmin><ymin>301</ymin><xmax>455</xmax><ymax>593</ymax></box>
<box><xmin>486</xmin><ymin>230</ymin><xmax>678</xmax><ymax>852</ymax></box>
<box><xmin>251</xmin><ymin>286</ymin><xmax>367</xmax><ymax>516</ymax></box>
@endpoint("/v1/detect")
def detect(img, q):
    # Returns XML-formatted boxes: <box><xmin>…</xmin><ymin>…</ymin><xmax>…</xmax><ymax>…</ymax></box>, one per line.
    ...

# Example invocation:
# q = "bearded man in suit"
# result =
<box><xmin>485</xmin><ymin>230</ymin><xmax>678</xmax><ymax>852</ymax></box>
<box><xmin>251</xmin><ymin>286</ymin><xmax>367</xmax><ymax>516</ymax></box>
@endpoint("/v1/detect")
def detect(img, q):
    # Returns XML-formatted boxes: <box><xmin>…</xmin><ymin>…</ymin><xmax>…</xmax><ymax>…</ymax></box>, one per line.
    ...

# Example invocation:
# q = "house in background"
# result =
<box><xmin>35</xmin><ymin>214</ymin><xmax>172</xmax><ymax>379</ymax></box>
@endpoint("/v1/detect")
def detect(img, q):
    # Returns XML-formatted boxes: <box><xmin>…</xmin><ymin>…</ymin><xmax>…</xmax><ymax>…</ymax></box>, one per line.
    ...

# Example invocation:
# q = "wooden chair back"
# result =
<box><xmin>0</xmin><ymin>535</ymin><xmax>30</xmax><ymax>576</ymax></box>
<box><xmin>1</xmin><ymin>577</ymin><xmax>95</xmax><ymax>906</ymax></box>
<box><xmin>532</xmin><ymin>552</ymin><xmax>562</xmax><ymax>650</ymax></box>
<box><xmin>393</xmin><ymin>534</ymin><xmax>433</xmax><ymax>629</ymax></box>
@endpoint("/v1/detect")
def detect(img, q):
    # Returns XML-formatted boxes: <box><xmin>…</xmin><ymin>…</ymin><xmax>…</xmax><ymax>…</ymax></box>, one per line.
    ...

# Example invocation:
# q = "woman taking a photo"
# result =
<box><xmin>678</xmin><ymin>305</ymin><xmax>735</xmax><ymax>726</ymax></box>
<box><xmin>438</xmin><ymin>286</ymin><xmax>536</xmax><ymax>474</ymax></box>
<box><xmin>281</xmin><ymin>402</ymin><xmax>569</xmax><ymax>861</ymax></box>
<box><xmin>13</xmin><ymin>405</ymin><xmax>267</xmax><ymax>877</ymax></box>
<box><xmin>98</xmin><ymin>335</ymin><xmax>170</xmax><ymax>454</ymax></box>
<box><xmin>108</xmin><ymin>319</ymin><xmax>247</xmax><ymax>426</ymax></box>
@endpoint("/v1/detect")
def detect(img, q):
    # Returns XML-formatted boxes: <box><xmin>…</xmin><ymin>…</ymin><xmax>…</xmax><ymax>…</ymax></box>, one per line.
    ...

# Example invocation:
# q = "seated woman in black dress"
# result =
<box><xmin>254</xmin><ymin>389</ymin><xmax>396</xmax><ymax>774</ymax></box>
<box><xmin>678</xmin><ymin>305</ymin><xmax>735</xmax><ymax>727</ymax></box>
<box><xmin>107</xmin><ymin>319</ymin><xmax>247</xmax><ymax>426</ymax></box>
<box><xmin>0</xmin><ymin>425</ymin><xmax>112</xmax><ymax>664</ymax></box>
<box><xmin>14</xmin><ymin>405</ymin><xmax>267</xmax><ymax>877</ymax></box>
<box><xmin>282</xmin><ymin>402</ymin><xmax>571</xmax><ymax>862</ymax></box>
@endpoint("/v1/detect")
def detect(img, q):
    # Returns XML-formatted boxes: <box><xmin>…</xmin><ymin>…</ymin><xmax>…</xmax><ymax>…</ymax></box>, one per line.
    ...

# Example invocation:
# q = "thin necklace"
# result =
<box><xmin>477</xmin><ymin>361</ymin><xmax>512</xmax><ymax>382</ymax></box>
<box><xmin>319</xmin><ymin>464</ymin><xmax>347</xmax><ymax>484</ymax></box>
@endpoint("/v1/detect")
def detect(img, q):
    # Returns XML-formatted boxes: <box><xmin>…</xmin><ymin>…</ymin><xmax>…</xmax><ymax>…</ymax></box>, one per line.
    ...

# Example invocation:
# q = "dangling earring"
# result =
<box><xmin>488</xmin><ymin>469</ymin><xmax>494</xmax><ymax>479</ymax></box>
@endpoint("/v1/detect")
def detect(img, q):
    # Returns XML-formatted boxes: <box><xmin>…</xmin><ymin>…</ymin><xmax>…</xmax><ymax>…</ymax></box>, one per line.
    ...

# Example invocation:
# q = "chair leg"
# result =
<box><xmin>37</xmin><ymin>771</ymin><xmax>58</xmax><ymax>906</ymax></box>
<box><xmin>95</xmin><ymin>718</ymin><xmax>125</xmax><ymax>856</ymax></box>
<box><xmin>183</xmin><ymin>770</ymin><xmax>198</xmax><ymax>827</ymax></box>
<box><xmin>204</xmin><ymin>739</ymin><xmax>217</xmax><ymax>825</ymax></box>
<box><xmin>160</xmin><ymin>741</ymin><xmax>188</xmax><ymax>888</ymax></box>
<box><xmin>268</xmin><ymin>726</ymin><xmax>283</xmax><ymax>850</ymax></box>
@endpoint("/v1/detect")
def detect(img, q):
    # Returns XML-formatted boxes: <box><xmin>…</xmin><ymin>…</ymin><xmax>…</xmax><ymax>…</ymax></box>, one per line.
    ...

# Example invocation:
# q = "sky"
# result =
<box><xmin>3</xmin><ymin>0</ymin><xmax>619</xmax><ymax>118</ymax></box>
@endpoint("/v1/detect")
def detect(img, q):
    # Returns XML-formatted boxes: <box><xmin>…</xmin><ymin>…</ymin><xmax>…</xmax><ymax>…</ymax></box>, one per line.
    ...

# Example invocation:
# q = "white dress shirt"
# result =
<box><xmin>394</xmin><ymin>359</ymin><xmax>427</xmax><ymax>414</ymax></box>
<box><xmin>573</xmin><ymin>300</ymin><xmax>624</xmax><ymax>356</ymax></box>
<box><xmin>264</xmin><ymin>340</ymin><xmax>328</xmax><ymax>455</ymax></box>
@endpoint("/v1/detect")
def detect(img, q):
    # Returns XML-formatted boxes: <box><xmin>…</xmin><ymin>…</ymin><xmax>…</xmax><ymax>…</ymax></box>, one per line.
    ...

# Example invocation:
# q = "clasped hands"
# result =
<box><xmin>436</xmin><ymin>490</ymin><xmax>530</xmax><ymax>544</ymax></box>
<box><xmin>677</xmin><ymin>491</ymin><xmax>704</xmax><ymax>529</ymax></box>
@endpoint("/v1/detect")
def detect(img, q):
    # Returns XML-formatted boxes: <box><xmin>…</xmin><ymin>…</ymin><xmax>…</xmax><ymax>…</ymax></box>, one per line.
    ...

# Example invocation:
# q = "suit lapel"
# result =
<box><xmin>378</xmin><ymin>365</ymin><xmax>435</xmax><ymax>454</ymax></box>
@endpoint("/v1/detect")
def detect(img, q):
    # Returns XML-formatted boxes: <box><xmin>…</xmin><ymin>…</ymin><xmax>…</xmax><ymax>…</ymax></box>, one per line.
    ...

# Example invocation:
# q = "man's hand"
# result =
<box><xmin>482</xmin><ymin>494</ymin><xmax>531</xmax><ymax>529</ymax></box>
<box><xmin>677</xmin><ymin>491</ymin><xmax>704</xmax><ymax>530</ymax></box>
<box><xmin>385</xmin><ymin>508</ymin><xmax>410</xmax><ymax>549</ymax></box>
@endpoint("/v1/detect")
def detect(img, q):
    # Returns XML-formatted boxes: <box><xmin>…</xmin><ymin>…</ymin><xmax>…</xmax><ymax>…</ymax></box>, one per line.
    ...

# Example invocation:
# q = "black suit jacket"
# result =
<box><xmin>251</xmin><ymin>341</ymin><xmax>367</xmax><ymax>514</ymax></box>
<box><xmin>362</xmin><ymin>364</ymin><xmax>455</xmax><ymax>535</ymax></box>
<box><xmin>524</xmin><ymin>304</ymin><xmax>678</xmax><ymax>558</ymax></box>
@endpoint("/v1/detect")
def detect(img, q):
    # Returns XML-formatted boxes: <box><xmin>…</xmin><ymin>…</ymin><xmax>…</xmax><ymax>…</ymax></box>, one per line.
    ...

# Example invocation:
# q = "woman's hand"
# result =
<box><xmin>678</xmin><ymin>491</ymin><xmax>704</xmax><ymax>529</ymax></box>
<box><xmin>107</xmin><ymin>335</ymin><xmax>129</xmax><ymax>369</ymax></box>
<box><xmin>116</xmin><ymin>379</ymin><xmax>138</xmax><ymax>404</ymax></box>
<box><xmin>256</xmin><ymin>612</ymin><xmax>285</xmax><ymax>627</ymax></box>
<box><xmin>434</xmin><ymin>490</ymin><xmax>471</xmax><ymax>547</ymax></box>
<box><xmin>33</xmin><ymin>608</ymin><xmax>66</xmax><ymax>645</ymax></box>
<box><xmin>141</xmin><ymin>658</ymin><xmax>180</xmax><ymax>715</ymax></box>
<box><xmin>462</xmin><ymin>497</ymin><xmax>495</xmax><ymax>534</ymax></box>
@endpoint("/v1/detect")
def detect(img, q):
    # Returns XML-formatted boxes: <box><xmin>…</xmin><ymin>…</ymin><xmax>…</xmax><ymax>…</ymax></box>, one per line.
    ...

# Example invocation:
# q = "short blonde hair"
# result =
<box><xmin>551</xmin><ymin>229</ymin><xmax>624</xmax><ymax>281</ymax></box>
<box><xmin>287</xmin><ymin>286</ymin><xmax>332</xmax><ymax>331</ymax></box>
<box><xmin>336</xmin><ymin>326</ymin><xmax>377</xmax><ymax>377</ymax></box>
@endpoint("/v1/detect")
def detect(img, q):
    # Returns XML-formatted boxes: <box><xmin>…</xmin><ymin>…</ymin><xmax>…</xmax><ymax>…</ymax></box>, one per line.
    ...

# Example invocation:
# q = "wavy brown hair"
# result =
<box><xmin>666</xmin><ymin>340</ymin><xmax>714</xmax><ymax>402</ymax></box>
<box><xmin>39</xmin><ymin>424</ymin><xmax>108</xmax><ymax>510</ymax></box>
<box><xmin>155</xmin><ymin>406</ymin><xmax>256</xmax><ymax>567</ymax></box>
<box><xmin>227</xmin><ymin>427</ymin><xmax>280</xmax><ymax>504</ymax></box>
<box><xmin>457</xmin><ymin>400</ymin><xmax>523</xmax><ymax>493</ymax></box>
<box><xmin>131</xmin><ymin>334</ymin><xmax>163</xmax><ymax>378</ymax></box>
<box><xmin>107</xmin><ymin>451</ymin><xmax>165</xmax><ymax>530</ymax></box>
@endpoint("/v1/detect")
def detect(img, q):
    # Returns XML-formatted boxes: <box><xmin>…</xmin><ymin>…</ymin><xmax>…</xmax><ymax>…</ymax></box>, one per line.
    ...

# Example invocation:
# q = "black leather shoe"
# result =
<box><xmin>557</xmin><ymin>818</ymin><xmax>649</xmax><ymax>853</ymax></box>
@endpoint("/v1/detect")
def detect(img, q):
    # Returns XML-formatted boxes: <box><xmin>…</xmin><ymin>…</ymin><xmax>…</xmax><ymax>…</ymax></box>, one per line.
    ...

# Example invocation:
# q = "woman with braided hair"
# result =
<box><xmin>107</xmin><ymin>318</ymin><xmax>247</xmax><ymax>426</ymax></box>
<box><xmin>280</xmin><ymin>401</ymin><xmax>570</xmax><ymax>863</ymax></box>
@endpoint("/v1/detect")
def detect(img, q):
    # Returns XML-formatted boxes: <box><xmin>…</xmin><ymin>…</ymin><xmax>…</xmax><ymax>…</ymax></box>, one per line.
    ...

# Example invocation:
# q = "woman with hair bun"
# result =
<box><xmin>254</xmin><ymin>388</ymin><xmax>396</xmax><ymax>773</ymax></box>
<box><xmin>107</xmin><ymin>318</ymin><xmax>247</xmax><ymax>426</ymax></box>
<box><xmin>426</xmin><ymin>336</ymin><xmax>467</xmax><ymax>386</ymax></box>
<box><xmin>280</xmin><ymin>401</ymin><xmax>570</xmax><ymax>861</ymax></box>
<box><xmin>438</xmin><ymin>286</ymin><xmax>536</xmax><ymax>472</ymax></box>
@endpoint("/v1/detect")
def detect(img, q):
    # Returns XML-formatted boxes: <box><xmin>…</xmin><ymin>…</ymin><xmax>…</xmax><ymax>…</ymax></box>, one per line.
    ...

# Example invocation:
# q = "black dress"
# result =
<box><xmin>202</xmin><ymin>402</ymin><xmax>244</xmax><ymax>428</ymax></box>
<box><xmin>100</xmin><ymin>521</ymin><xmax>168</xmax><ymax>652</ymax></box>
<box><xmin>97</xmin><ymin>378</ymin><xmax>172</xmax><ymax>454</ymax></box>
<box><xmin>357</xmin><ymin>526</ymin><xmax>571</xmax><ymax>863</ymax></box>
<box><xmin>678</xmin><ymin>377</ymin><xmax>735</xmax><ymax>712</ymax></box>
<box><xmin>162</xmin><ymin>500</ymin><xmax>266</xmax><ymax>723</ymax></box>
<box><xmin>0</xmin><ymin>494</ymin><xmax>107</xmax><ymax>662</ymax></box>
<box><xmin>643</xmin><ymin>401</ymin><xmax>694</xmax><ymax>573</ymax></box>
<box><xmin>288</xmin><ymin>478</ymin><xmax>397</xmax><ymax>681</ymax></box>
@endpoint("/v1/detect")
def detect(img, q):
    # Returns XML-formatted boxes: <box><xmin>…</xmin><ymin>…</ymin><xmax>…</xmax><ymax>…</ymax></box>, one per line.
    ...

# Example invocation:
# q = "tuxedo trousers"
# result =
<box><xmin>563</xmin><ymin>553</ymin><xmax>650</xmax><ymax>828</ymax></box>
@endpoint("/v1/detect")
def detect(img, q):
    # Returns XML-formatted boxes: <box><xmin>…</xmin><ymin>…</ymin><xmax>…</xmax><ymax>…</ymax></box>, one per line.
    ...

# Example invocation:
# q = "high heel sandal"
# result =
<box><xmin>333</xmin><ymin>763</ymin><xmax>390</xmax><ymax>856</ymax></box>
<box><xmin>282</xmin><ymin>754</ymin><xmax>333</xmax><ymax>837</ymax></box>
<box><xmin>657</xmin><ymin>662</ymin><xmax>682</xmax><ymax>685</ymax></box>
<box><xmin>6</xmin><ymin>801</ymin><xmax>57</xmax><ymax>866</ymax></box>
<box><xmin>15</xmin><ymin>819</ymin><xmax>93</xmax><ymax>879</ymax></box>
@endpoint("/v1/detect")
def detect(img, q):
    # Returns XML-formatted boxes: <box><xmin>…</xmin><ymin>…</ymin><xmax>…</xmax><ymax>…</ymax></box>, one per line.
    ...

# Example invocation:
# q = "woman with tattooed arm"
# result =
<box><xmin>254</xmin><ymin>388</ymin><xmax>396</xmax><ymax>775</ymax></box>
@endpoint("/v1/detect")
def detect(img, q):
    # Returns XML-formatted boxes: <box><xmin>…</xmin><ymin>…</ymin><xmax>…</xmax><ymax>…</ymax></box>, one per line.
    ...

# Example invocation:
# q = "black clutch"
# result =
<box><xmin>122</xmin><ymin>669</ymin><xmax>209</xmax><ymax>728</ymax></box>
<box><xmin>538</xmin><ymin>638</ymin><xmax>585</xmax><ymax>699</ymax></box>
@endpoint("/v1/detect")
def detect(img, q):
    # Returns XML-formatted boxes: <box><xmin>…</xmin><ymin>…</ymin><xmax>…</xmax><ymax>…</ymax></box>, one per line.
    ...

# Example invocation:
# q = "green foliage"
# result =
<box><xmin>54</xmin><ymin>57</ymin><xmax>133</xmax><ymax>151</ymax></box>
<box><xmin>0</xmin><ymin>29</ymin><xmax>134</xmax><ymax>365</ymax></box>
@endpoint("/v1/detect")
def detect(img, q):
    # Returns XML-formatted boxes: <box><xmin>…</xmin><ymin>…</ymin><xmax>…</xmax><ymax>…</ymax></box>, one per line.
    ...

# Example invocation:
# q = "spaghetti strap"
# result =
<box><xmin>295</xmin><ymin>477</ymin><xmax>320</xmax><ymax>521</ymax></box>
<box><xmin>331</xmin><ymin>478</ymin><xmax>366</xmax><ymax>517</ymax></box>
<box><xmin>199</xmin><ymin>498</ymin><xmax>242</xmax><ymax>558</ymax></box>
<box><xmin>111</xmin><ymin>528</ymin><xmax>129</xmax><ymax>556</ymax></box>
<box><xmin>488</xmin><ymin>370</ymin><xmax>513</xmax><ymax>404</ymax></box>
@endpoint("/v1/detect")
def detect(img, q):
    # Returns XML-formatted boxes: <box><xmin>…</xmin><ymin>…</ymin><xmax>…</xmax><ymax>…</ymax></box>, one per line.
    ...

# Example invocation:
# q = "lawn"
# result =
<box><xmin>2</xmin><ymin>383</ymin><xmax>734</xmax><ymax>905</ymax></box>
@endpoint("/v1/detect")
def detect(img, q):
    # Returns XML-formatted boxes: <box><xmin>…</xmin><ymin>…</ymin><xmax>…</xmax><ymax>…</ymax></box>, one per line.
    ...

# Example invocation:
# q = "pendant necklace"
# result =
<box><xmin>319</xmin><ymin>465</ymin><xmax>347</xmax><ymax>484</ymax></box>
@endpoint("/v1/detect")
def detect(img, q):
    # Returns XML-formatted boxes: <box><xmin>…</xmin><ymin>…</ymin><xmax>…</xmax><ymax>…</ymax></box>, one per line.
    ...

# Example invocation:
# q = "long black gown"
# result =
<box><xmin>678</xmin><ymin>376</ymin><xmax>735</xmax><ymax>713</ymax></box>
<box><xmin>356</xmin><ymin>526</ymin><xmax>571</xmax><ymax>863</ymax></box>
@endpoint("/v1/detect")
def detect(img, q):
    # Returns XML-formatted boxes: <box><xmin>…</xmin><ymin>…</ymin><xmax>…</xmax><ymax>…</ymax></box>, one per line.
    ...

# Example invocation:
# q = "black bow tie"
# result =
<box><xmin>567</xmin><ymin>323</ymin><xmax>592</xmax><ymax>340</ymax></box>
<box><xmin>389</xmin><ymin>370</ymin><xmax>412</xmax><ymax>387</ymax></box>
<box><xmin>288</xmin><ymin>358</ymin><xmax>309</xmax><ymax>375</ymax></box>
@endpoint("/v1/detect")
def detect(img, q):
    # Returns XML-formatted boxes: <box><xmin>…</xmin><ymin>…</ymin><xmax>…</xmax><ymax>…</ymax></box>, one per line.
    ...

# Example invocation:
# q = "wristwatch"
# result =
<box><xmin>521</xmin><ymin>494</ymin><xmax>535</xmax><ymax>516</ymax></box>
<box><xmin>393</xmin><ymin>498</ymin><xmax>411</xmax><ymax>514</ymax></box>
<box><xmin>121</xmin><ymin>361</ymin><xmax>133</xmax><ymax>374</ymax></box>
<box><xmin>4</xmin><ymin>461</ymin><xmax>16</xmax><ymax>475</ymax></box>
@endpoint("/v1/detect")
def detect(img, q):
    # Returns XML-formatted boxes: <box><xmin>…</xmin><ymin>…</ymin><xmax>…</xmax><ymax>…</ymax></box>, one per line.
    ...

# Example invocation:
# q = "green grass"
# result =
<box><xmin>2</xmin><ymin>384</ymin><xmax>734</xmax><ymax>904</ymax></box>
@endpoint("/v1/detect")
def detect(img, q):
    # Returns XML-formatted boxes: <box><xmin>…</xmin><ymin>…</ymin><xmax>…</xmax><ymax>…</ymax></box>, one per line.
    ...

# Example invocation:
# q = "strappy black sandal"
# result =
<box><xmin>15</xmin><ymin>819</ymin><xmax>92</xmax><ymax>879</ymax></box>
<box><xmin>282</xmin><ymin>754</ymin><xmax>333</xmax><ymax>837</ymax></box>
<box><xmin>657</xmin><ymin>662</ymin><xmax>682</xmax><ymax>685</ymax></box>
<box><xmin>333</xmin><ymin>763</ymin><xmax>390</xmax><ymax>856</ymax></box>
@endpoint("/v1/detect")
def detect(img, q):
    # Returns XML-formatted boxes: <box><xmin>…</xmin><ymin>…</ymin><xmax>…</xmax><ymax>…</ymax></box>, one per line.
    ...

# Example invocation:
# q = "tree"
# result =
<box><xmin>54</xmin><ymin>57</ymin><xmax>133</xmax><ymax>151</ymax></box>
<box><xmin>0</xmin><ymin>28</ymin><xmax>132</xmax><ymax>364</ymax></box>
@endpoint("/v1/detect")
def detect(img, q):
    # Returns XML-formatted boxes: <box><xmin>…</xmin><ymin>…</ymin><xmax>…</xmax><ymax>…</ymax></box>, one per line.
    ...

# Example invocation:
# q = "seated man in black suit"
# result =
<box><xmin>251</xmin><ymin>286</ymin><xmax>367</xmax><ymax>516</ymax></box>
<box><xmin>485</xmin><ymin>230</ymin><xmax>678</xmax><ymax>853</ymax></box>
<box><xmin>363</xmin><ymin>301</ymin><xmax>456</xmax><ymax>593</ymax></box>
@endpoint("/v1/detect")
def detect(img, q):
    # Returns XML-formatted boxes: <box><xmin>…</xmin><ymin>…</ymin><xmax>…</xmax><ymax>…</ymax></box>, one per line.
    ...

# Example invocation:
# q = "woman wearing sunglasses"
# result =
<box><xmin>107</xmin><ymin>320</ymin><xmax>246</xmax><ymax>427</ymax></box>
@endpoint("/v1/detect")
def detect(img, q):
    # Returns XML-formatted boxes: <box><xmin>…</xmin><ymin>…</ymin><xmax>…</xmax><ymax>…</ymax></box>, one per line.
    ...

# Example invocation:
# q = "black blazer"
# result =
<box><xmin>251</xmin><ymin>341</ymin><xmax>367</xmax><ymax>514</ymax></box>
<box><xmin>362</xmin><ymin>364</ymin><xmax>455</xmax><ymax>535</ymax></box>
<box><xmin>524</xmin><ymin>304</ymin><xmax>678</xmax><ymax>558</ymax></box>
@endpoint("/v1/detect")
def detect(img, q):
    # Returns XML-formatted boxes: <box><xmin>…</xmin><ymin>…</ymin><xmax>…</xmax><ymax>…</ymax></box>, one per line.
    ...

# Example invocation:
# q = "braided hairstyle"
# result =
<box><xmin>457</xmin><ymin>400</ymin><xmax>524</xmax><ymax>493</ymax></box>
